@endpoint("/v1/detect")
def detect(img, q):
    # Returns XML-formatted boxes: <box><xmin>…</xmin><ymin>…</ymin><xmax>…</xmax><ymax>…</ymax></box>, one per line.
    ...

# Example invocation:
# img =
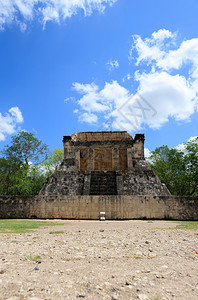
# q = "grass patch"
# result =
<box><xmin>25</xmin><ymin>255</ymin><xmax>41</xmax><ymax>261</ymax></box>
<box><xmin>49</xmin><ymin>231</ymin><xmax>64</xmax><ymax>234</ymax></box>
<box><xmin>126</xmin><ymin>253</ymin><xmax>142</xmax><ymax>259</ymax></box>
<box><xmin>63</xmin><ymin>256</ymin><xmax>84</xmax><ymax>261</ymax></box>
<box><xmin>173</xmin><ymin>221</ymin><xmax>198</xmax><ymax>230</ymax></box>
<box><xmin>0</xmin><ymin>219</ymin><xmax>66</xmax><ymax>233</ymax></box>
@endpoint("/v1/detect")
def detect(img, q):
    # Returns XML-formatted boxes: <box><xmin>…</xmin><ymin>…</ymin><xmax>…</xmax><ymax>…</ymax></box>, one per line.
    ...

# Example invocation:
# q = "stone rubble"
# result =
<box><xmin>0</xmin><ymin>220</ymin><xmax>197</xmax><ymax>300</ymax></box>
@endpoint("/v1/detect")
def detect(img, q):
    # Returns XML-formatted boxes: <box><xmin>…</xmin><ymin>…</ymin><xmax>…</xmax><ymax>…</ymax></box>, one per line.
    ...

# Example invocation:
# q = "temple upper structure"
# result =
<box><xmin>62</xmin><ymin>131</ymin><xmax>144</xmax><ymax>172</ymax></box>
<box><xmin>40</xmin><ymin>131</ymin><xmax>170</xmax><ymax>196</ymax></box>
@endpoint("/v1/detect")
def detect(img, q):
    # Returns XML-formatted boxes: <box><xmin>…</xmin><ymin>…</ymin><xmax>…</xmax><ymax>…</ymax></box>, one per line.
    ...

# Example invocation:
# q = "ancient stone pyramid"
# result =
<box><xmin>40</xmin><ymin>131</ymin><xmax>170</xmax><ymax>196</ymax></box>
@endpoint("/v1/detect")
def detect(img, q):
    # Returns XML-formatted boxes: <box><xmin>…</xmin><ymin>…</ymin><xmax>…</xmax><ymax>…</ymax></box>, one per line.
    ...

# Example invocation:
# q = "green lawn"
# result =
<box><xmin>0</xmin><ymin>219</ymin><xmax>66</xmax><ymax>233</ymax></box>
<box><xmin>174</xmin><ymin>221</ymin><xmax>198</xmax><ymax>230</ymax></box>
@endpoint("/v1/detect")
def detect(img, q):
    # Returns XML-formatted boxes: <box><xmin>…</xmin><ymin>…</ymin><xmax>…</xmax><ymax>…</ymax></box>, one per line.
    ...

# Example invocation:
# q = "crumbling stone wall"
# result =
<box><xmin>118</xmin><ymin>160</ymin><xmax>170</xmax><ymax>196</ymax></box>
<box><xmin>1</xmin><ymin>131</ymin><xmax>196</xmax><ymax>220</ymax></box>
<box><xmin>39</xmin><ymin>171</ymin><xmax>91</xmax><ymax>196</ymax></box>
<box><xmin>40</xmin><ymin>158</ymin><xmax>170</xmax><ymax>197</ymax></box>
<box><xmin>40</xmin><ymin>131</ymin><xmax>170</xmax><ymax>197</ymax></box>
<box><xmin>0</xmin><ymin>196</ymin><xmax>35</xmax><ymax>219</ymax></box>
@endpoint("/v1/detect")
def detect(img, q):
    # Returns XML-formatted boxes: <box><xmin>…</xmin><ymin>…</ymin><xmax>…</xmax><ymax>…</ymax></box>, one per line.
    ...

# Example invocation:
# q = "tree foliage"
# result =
<box><xmin>2</xmin><ymin>131</ymin><xmax>48</xmax><ymax>165</ymax></box>
<box><xmin>149</xmin><ymin>137</ymin><xmax>198</xmax><ymax>196</ymax></box>
<box><xmin>44</xmin><ymin>148</ymin><xmax>64</xmax><ymax>171</ymax></box>
<box><xmin>0</xmin><ymin>159</ymin><xmax>49</xmax><ymax>196</ymax></box>
<box><xmin>1</xmin><ymin>131</ymin><xmax>197</xmax><ymax>197</ymax></box>
<box><xmin>0</xmin><ymin>131</ymin><xmax>49</xmax><ymax>195</ymax></box>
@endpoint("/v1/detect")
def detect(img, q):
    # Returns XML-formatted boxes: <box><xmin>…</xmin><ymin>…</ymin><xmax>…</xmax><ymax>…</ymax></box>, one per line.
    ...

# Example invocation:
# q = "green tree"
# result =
<box><xmin>44</xmin><ymin>148</ymin><xmax>64</xmax><ymax>171</ymax></box>
<box><xmin>2</xmin><ymin>131</ymin><xmax>48</xmax><ymax>165</ymax></box>
<box><xmin>0</xmin><ymin>157</ymin><xmax>22</xmax><ymax>195</ymax></box>
<box><xmin>149</xmin><ymin>137</ymin><xmax>198</xmax><ymax>196</ymax></box>
<box><xmin>0</xmin><ymin>131</ymin><xmax>49</xmax><ymax>195</ymax></box>
<box><xmin>184</xmin><ymin>137</ymin><xmax>198</xmax><ymax>195</ymax></box>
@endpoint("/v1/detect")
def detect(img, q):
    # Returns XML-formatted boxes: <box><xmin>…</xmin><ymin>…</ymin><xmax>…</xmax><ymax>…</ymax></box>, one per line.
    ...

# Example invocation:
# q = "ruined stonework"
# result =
<box><xmin>40</xmin><ymin>131</ymin><xmax>170</xmax><ymax>196</ymax></box>
<box><xmin>1</xmin><ymin>195</ymin><xmax>198</xmax><ymax>220</ymax></box>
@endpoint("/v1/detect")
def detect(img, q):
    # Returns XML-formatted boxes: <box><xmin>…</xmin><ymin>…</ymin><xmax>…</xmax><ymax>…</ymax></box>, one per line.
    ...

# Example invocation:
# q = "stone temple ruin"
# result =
<box><xmin>1</xmin><ymin>131</ymin><xmax>198</xmax><ymax>220</ymax></box>
<box><xmin>40</xmin><ymin>131</ymin><xmax>170</xmax><ymax>197</ymax></box>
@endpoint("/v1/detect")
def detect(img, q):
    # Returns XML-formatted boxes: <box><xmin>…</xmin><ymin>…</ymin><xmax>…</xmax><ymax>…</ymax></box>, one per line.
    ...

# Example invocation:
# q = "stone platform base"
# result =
<box><xmin>0</xmin><ymin>195</ymin><xmax>198</xmax><ymax>220</ymax></box>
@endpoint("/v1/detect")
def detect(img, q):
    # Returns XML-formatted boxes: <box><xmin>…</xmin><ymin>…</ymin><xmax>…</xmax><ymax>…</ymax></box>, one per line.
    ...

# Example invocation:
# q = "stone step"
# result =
<box><xmin>91</xmin><ymin>183</ymin><xmax>115</xmax><ymax>185</ymax></box>
<box><xmin>90</xmin><ymin>171</ymin><xmax>117</xmax><ymax>195</ymax></box>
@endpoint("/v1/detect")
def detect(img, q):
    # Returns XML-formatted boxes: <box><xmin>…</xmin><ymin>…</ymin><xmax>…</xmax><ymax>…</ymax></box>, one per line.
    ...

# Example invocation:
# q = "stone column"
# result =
<box><xmin>75</xmin><ymin>149</ymin><xmax>80</xmax><ymax>171</ymax></box>
<box><xmin>127</xmin><ymin>148</ymin><xmax>133</xmax><ymax>170</ymax></box>
<box><xmin>89</xmin><ymin>148</ymin><xmax>94</xmax><ymax>171</ymax></box>
<box><xmin>113</xmin><ymin>147</ymin><xmax>119</xmax><ymax>170</ymax></box>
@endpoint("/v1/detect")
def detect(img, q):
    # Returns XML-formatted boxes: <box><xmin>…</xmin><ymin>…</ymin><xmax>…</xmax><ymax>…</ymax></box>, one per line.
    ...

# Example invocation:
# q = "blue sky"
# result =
<box><xmin>0</xmin><ymin>0</ymin><xmax>198</xmax><ymax>154</ymax></box>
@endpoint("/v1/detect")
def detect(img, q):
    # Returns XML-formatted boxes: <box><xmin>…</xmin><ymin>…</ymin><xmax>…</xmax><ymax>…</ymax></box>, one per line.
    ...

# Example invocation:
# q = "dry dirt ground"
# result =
<box><xmin>0</xmin><ymin>220</ymin><xmax>198</xmax><ymax>300</ymax></box>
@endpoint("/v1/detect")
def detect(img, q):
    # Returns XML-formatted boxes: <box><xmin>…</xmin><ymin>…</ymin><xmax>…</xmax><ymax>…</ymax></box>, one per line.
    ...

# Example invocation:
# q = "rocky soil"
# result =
<box><xmin>0</xmin><ymin>220</ymin><xmax>198</xmax><ymax>300</ymax></box>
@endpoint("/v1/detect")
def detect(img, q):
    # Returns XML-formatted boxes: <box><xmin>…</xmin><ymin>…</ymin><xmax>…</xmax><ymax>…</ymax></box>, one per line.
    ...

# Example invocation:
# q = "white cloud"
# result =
<box><xmin>131</xmin><ymin>29</ymin><xmax>177</xmax><ymax>66</ymax></box>
<box><xmin>72</xmin><ymin>72</ymin><xmax>197</xmax><ymax>131</ymax></box>
<box><xmin>131</xmin><ymin>29</ymin><xmax>198</xmax><ymax>82</ymax></box>
<box><xmin>151</xmin><ymin>29</ymin><xmax>176</xmax><ymax>42</ymax></box>
<box><xmin>79</xmin><ymin>112</ymin><xmax>98</xmax><ymax>124</ymax></box>
<box><xmin>0</xmin><ymin>107</ymin><xmax>24</xmax><ymax>141</ymax></box>
<box><xmin>144</xmin><ymin>147</ymin><xmax>151</xmax><ymax>159</ymax></box>
<box><xmin>122</xmin><ymin>73</ymin><xmax>131</xmax><ymax>82</ymax></box>
<box><xmin>176</xmin><ymin>136</ymin><xmax>198</xmax><ymax>152</ymax></box>
<box><xmin>9</xmin><ymin>106</ymin><xmax>23</xmax><ymax>123</ymax></box>
<box><xmin>71</xmin><ymin>29</ymin><xmax>198</xmax><ymax>131</ymax></box>
<box><xmin>130</xmin><ymin>30</ymin><xmax>198</xmax><ymax>128</ymax></box>
<box><xmin>106</xmin><ymin>60</ymin><xmax>119</xmax><ymax>71</ymax></box>
<box><xmin>73</xmin><ymin>80</ymin><xmax>129</xmax><ymax>112</ymax></box>
<box><xmin>73</xmin><ymin>80</ymin><xmax>141</xmax><ymax>131</ymax></box>
<box><xmin>0</xmin><ymin>0</ymin><xmax>117</xmax><ymax>30</ymax></box>
<box><xmin>73</xmin><ymin>82</ymin><xmax>110</xmax><ymax>113</ymax></box>
<box><xmin>64</xmin><ymin>96</ymin><xmax>75</xmax><ymax>102</ymax></box>
<box><xmin>135</xmin><ymin>71</ymin><xmax>196</xmax><ymax>129</ymax></box>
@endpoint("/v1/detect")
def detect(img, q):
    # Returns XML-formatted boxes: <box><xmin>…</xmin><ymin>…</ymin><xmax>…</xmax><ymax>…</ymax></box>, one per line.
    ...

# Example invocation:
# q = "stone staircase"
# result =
<box><xmin>89</xmin><ymin>171</ymin><xmax>117</xmax><ymax>195</ymax></box>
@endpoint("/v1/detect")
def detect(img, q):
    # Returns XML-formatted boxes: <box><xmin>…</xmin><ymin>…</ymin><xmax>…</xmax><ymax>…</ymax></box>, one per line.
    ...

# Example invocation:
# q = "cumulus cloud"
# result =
<box><xmin>106</xmin><ymin>60</ymin><xmax>119</xmax><ymax>71</ymax></box>
<box><xmin>79</xmin><ymin>112</ymin><xmax>98</xmax><ymax>124</ymax></box>
<box><xmin>144</xmin><ymin>147</ymin><xmax>151</xmax><ymax>159</ymax></box>
<box><xmin>131</xmin><ymin>28</ymin><xmax>198</xmax><ymax>81</ymax></box>
<box><xmin>130</xmin><ymin>29</ymin><xmax>177</xmax><ymax>66</ymax></box>
<box><xmin>73</xmin><ymin>80</ymin><xmax>145</xmax><ymax>131</ymax></box>
<box><xmin>0</xmin><ymin>0</ymin><xmax>117</xmax><ymax>30</ymax></box>
<box><xmin>0</xmin><ymin>107</ymin><xmax>24</xmax><ymax>141</ymax></box>
<box><xmin>176</xmin><ymin>136</ymin><xmax>198</xmax><ymax>152</ymax></box>
<box><xmin>72</xmin><ymin>72</ymin><xmax>197</xmax><ymax>131</ymax></box>
<box><xmin>135</xmin><ymin>71</ymin><xmax>196</xmax><ymax>128</ymax></box>
<box><xmin>70</xmin><ymin>29</ymin><xmax>198</xmax><ymax>131</ymax></box>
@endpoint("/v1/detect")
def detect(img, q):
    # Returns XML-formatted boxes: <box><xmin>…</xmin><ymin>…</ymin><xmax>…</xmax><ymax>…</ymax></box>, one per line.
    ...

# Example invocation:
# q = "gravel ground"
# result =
<box><xmin>0</xmin><ymin>220</ymin><xmax>198</xmax><ymax>300</ymax></box>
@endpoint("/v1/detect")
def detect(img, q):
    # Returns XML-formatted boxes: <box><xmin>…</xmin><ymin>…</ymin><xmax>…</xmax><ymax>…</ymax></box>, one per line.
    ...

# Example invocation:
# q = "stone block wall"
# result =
<box><xmin>118</xmin><ymin>162</ymin><xmax>170</xmax><ymax>196</ymax></box>
<box><xmin>39</xmin><ymin>171</ymin><xmax>89</xmax><ymax>196</ymax></box>
<box><xmin>0</xmin><ymin>195</ymin><xmax>197</xmax><ymax>220</ymax></box>
<box><xmin>40</xmin><ymin>159</ymin><xmax>170</xmax><ymax>197</ymax></box>
<box><xmin>69</xmin><ymin>131</ymin><xmax>133</xmax><ymax>142</ymax></box>
<box><xmin>0</xmin><ymin>196</ymin><xmax>36</xmax><ymax>219</ymax></box>
<box><xmin>63</xmin><ymin>131</ymin><xmax>145</xmax><ymax>172</ymax></box>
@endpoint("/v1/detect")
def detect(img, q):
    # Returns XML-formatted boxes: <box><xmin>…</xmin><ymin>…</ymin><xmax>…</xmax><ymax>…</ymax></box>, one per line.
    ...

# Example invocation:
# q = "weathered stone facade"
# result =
<box><xmin>40</xmin><ymin>131</ymin><xmax>170</xmax><ymax>196</ymax></box>
<box><xmin>1</xmin><ymin>131</ymin><xmax>198</xmax><ymax>220</ymax></box>
<box><xmin>4</xmin><ymin>131</ymin><xmax>196</xmax><ymax>221</ymax></box>
<box><xmin>0</xmin><ymin>195</ymin><xmax>198</xmax><ymax>220</ymax></box>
